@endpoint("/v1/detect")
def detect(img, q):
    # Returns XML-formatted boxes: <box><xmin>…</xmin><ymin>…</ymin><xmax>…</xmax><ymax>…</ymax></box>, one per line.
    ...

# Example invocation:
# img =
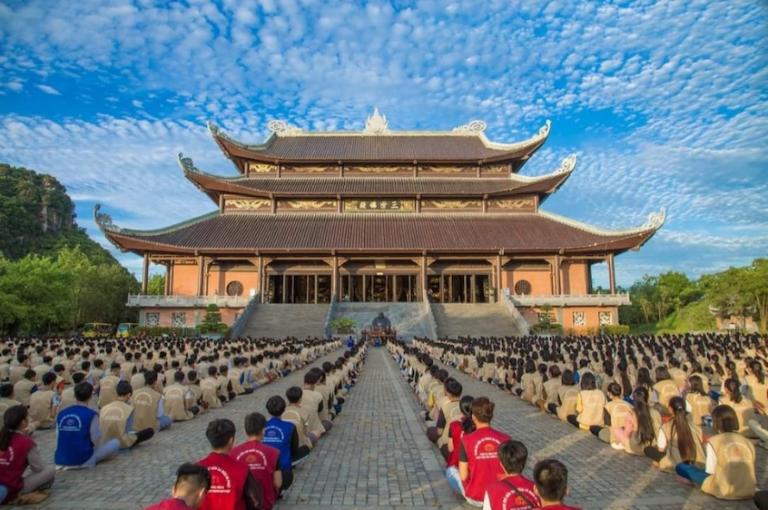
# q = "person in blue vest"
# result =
<box><xmin>54</xmin><ymin>382</ymin><xmax>120</xmax><ymax>469</ymax></box>
<box><xmin>262</xmin><ymin>396</ymin><xmax>310</xmax><ymax>490</ymax></box>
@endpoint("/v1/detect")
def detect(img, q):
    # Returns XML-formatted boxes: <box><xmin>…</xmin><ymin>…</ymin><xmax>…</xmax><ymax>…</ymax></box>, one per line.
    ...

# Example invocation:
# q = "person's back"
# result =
<box><xmin>531</xmin><ymin>459</ymin><xmax>580</xmax><ymax>510</ymax></box>
<box><xmin>164</xmin><ymin>379</ymin><xmax>193</xmax><ymax>422</ymax></box>
<box><xmin>263</xmin><ymin>414</ymin><xmax>295</xmax><ymax>471</ymax></box>
<box><xmin>483</xmin><ymin>441</ymin><xmax>540</xmax><ymax>510</ymax></box>
<box><xmin>230</xmin><ymin>413</ymin><xmax>281</xmax><ymax>510</ymax></box>
<box><xmin>132</xmin><ymin>383</ymin><xmax>162</xmax><ymax>431</ymax></box>
<box><xmin>55</xmin><ymin>402</ymin><xmax>97</xmax><ymax>466</ymax></box>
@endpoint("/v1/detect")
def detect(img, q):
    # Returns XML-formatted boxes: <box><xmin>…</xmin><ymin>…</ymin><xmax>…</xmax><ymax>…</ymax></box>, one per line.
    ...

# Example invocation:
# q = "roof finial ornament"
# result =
<box><xmin>556</xmin><ymin>154</ymin><xmax>577</xmax><ymax>174</ymax></box>
<box><xmin>538</xmin><ymin>119</ymin><xmax>552</xmax><ymax>138</ymax></box>
<box><xmin>453</xmin><ymin>120</ymin><xmax>487</xmax><ymax>134</ymax></box>
<box><xmin>642</xmin><ymin>207</ymin><xmax>667</xmax><ymax>230</ymax></box>
<box><xmin>267</xmin><ymin>120</ymin><xmax>303</xmax><ymax>136</ymax></box>
<box><xmin>177</xmin><ymin>152</ymin><xmax>196</xmax><ymax>173</ymax></box>
<box><xmin>364</xmin><ymin>107</ymin><xmax>389</xmax><ymax>134</ymax></box>
<box><xmin>93</xmin><ymin>204</ymin><xmax>120</xmax><ymax>233</ymax></box>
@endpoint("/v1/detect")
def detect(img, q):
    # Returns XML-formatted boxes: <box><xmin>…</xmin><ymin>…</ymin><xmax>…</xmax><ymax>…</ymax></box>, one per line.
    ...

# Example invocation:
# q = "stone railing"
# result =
<box><xmin>127</xmin><ymin>295</ymin><xmax>250</xmax><ymax>308</ymax></box>
<box><xmin>506</xmin><ymin>292</ymin><xmax>631</xmax><ymax>307</ymax></box>
<box><xmin>422</xmin><ymin>289</ymin><xmax>439</xmax><ymax>340</ymax></box>
<box><xmin>323</xmin><ymin>294</ymin><xmax>337</xmax><ymax>340</ymax></box>
<box><xmin>500</xmin><ymin>288</ymin><xmax>531</xmax><ymax>336</ymax></box>
<box><xmin>229</xmin><ymin>294</ymin><xmax>260</xmax><ymax>339</ymax></box>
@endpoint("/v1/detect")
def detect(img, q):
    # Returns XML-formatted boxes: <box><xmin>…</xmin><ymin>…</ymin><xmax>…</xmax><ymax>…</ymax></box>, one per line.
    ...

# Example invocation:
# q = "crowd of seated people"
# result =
<box><xmin>390</xmin><ymin>339</ymin><xmax>580</xmax><ymax>509</ymax></box>
<box><xmin>0</xmin><ymin>334</ymin><xmax>341</xmax><ymax>505</ymax></box>
<box><xmin>395</xmin><ymin>332</ymin><xmax>767</xmax><ymax>507</ymax></box>
<box><xmin>145</xmin><ymin>340</ymin><xmax>366</xmax><ymax>510</ymax></box>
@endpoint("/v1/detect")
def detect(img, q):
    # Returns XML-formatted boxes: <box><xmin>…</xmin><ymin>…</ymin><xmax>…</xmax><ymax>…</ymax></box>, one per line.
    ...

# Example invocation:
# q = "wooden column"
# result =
<box><xmin>196</xmin><ymin>255</ymin><xmax>205</xmax><ymax>296</ymax></box>
<box><xmin>553</xmin><ymin>254</ymin><xmax>561</xmax><ymax>295</ymax></box>
<box><xmin>331</xmin><ymin>255</ymin><xmax>338</xmax><ymax>300</ymax></box>
<box><xmin>607</xmin><ymin>254</ymin><xmax>616</xmax><ymax>295</ymax></box>
<box><xmin>141</xmin><ymin>253</ymin><xmax>149</xmax><ymax>294</ymax></box>
<box><xmin>495</xmin><ymin>253</ymin><xmax>502</xmax><ymax>302</ymax></box>
<box><xmin>164</xmin><ymin>262</ymin><xmax>171</xmax><ymax>296</ymax></box>
<box><xmin>420</xmin><ymin>255</ymin><xmax>428</xmax><ymax>300</ymax></box>
<box><xmin>257</xmin><ymin>256</ymin><xmax>264</xmax><ymax>303</ymax></box>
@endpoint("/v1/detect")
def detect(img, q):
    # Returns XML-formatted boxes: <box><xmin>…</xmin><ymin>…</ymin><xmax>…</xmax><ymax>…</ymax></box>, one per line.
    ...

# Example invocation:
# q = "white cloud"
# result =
<box><xmin>36</xmin><ymin>84</ymin><xmax>60</xmax><ymax>95</ymax></box>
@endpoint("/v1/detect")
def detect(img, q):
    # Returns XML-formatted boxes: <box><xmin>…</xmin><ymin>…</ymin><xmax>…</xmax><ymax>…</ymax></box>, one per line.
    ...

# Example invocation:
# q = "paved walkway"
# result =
<box><xmin>6</xmin><ymin>349</ymin><xmax>346</xmax><ymax>510</ymax></box>
<box><xmin>277</xmin><ymin>346</ymin><xmax>463</xmax><ymax>509</ymax></box>
<box><xmin>436</xmin><ymin>359</ymin><xmax>768</xmax><ymax>510</ymax></box>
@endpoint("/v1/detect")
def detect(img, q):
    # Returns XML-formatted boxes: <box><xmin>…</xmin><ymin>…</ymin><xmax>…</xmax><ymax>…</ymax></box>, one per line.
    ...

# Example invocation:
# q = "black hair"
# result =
<box><xmin>712</xmin><ymin>404</ymin><xmax>739</xmax><ymax>433</ymax></box>
<box><xmin>0</xmin><ymin>384</ymin><xmax>12</xmax><ymax>398</ymax></box>
<box><xmin>445</xmin><ymin>379</ymin><xmax>463</xmax><ymax>398</ymax></box>
<box><xmin>116</xmin><ymin>381</ymin><xmax>133</xmax><ymax>397</ymax></box>
<box><xmin>498</xmin><ymin>440</ymin><xmax>528</xmax><ymax>474</ymax></box>
<box><xmin>0</xmin><ymin>405</ymin><xmax>27</xmax><ymax>450</ymax></box>
<box><xmin>74</xmin><ymin>381</ymin><xmax>94</xmax><ymax>402</ymax></box>
<box><xmin>286</xmin><ymin>386</ymin><xmax>302</xmax><ymax>404</ymax></box>
<box><xmin>205</xmin><ymin>419</ymin><xmax>236</xmax><ymax>449</ymax></box>
<box><xmin>266</xmin><ymin>395</ymin><xmax>286</xmax><ymax>417</ymax></box>
<box><xmin>244</xmin><ymin>412</ymin><xmax>267</xmax><ymax>436</ymax></box>
<box><xmin>579</xmin><ymin>372</ymin><xmax>596</xmax><ymax>391</ymax></box>
<box><xmin>42</xmin><ymin>372</ymin><xmax>57</xmax><ymax>386</ymax></box>
<box><xmin>71</xmin><ymin>372</ymin><xmax>86</xmax><ymax>385</ymax></box>
<box><xmin>174</xmin><ymin>371</ymin><xmax>185</xmax><ymax>383</ymax></box>
<box><xmin>175</xmin><ymin>462</ymin><xmax>211</xmax><ymax>492</ymax></box>
<box><xmin>533</xmin><ymin>459</ymin><xmax>569</xmax><ymax>502</ymax></box>
<box><xmin>143</xmin><ymin>370</ymin><xmax>158</xmax><ymax>386</ymax></box>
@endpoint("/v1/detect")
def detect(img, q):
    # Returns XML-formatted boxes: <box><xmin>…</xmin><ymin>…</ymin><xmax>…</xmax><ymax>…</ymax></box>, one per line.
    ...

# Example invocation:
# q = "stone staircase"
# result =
<box><xmin>330</xmin><ymin>302</ymin><xmax>436</xmax><ymax>340</ymax></box>
<box><xmin>431</xmin><ymin>302</ymin><xmax>525</xmax><ymax>338</ymax></box>
<box><xmin>240</xmin><ymin>304</ymin><xmax>330</xmax><ymax>339</ymax></box>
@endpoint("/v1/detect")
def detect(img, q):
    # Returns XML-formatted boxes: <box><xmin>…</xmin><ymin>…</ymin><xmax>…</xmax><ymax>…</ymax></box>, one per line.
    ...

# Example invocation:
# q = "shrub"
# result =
<box><xmin>601</xmin><ymin>324</ymin><xmax>630</xmax><ymax>335</ymax></box>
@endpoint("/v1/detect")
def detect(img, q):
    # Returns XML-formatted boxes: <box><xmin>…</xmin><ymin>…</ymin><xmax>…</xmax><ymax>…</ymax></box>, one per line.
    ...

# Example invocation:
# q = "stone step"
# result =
<box><xmin>241</xmin><ymin>303</ymin><xmax>329</xmax><ymax>338</ymax></box>
<box><xmin>431</xmin><ymin>303</ymin><xmax>521</xmax><ymax>338</ymax></box>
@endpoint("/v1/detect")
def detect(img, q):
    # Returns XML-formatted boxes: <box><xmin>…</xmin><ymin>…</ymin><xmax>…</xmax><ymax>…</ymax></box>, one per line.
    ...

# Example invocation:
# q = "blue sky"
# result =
<box><xmin>0</xmin><ymin>0</ymin><xmax>766</xmax><ymax>288</ymax></box>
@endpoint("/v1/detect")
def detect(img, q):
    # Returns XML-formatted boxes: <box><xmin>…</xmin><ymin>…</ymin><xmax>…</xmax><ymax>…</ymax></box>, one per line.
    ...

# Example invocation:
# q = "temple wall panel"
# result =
<box><xmin>222</xmin><ymin>269</ymin><xmax>259</xmax><ymax>298</ymax></box>
<box><xmin>480</xmin><ymin>163</ymin><xmax>510</xmax><ymax>177</ymax></box>
<box><xmin>276</xmin><ymin>198</ymin><xmax>338</xmax><ymax>212</ymax></box>
<box><xmin>519</xmin><ymin>305</ymin><xmax>618</xmax><ymax>332</ymax></box>
<box><xmin>246</xmin><ymin>161</ymin><xmax>277</xmax><ymax>176</ymax></box>
<box><xmin>171</xmin><ymin>263</ymin><xmax>198</xmax><ymax>296</ymax></box>
<box><xmin>223</xmin><ymin>197</ymin><xmax>272</xmax><ymax>213</ymax></box>
<box><xmin>420</xmin><ymin>199</ymin><xmax>483</xmax><ymax>213</ymax></box>
<box><xmin>505</xmin><ymin>267</ymin><xmax>553</xmax><ymax>296</ymax></box>
<box><xmin>419</xmin><ymin>165</ymin><xmax>475</xmax><ymax>178</ymax></box>
<box><xmin>344</xmin><ymin>165</ymin><xmax>412</xmax><ymax>177</ymax></box>
<box><xmin>281</xmin><ymin>165</ymin><xmax>337</xmax><ymax>177</ymax></box>
<box><xmin>561</xmin><ymin>261</ymin><xmax>590</xmax><ymax>295</ymax></box>
<box><xmin>486</xmin><ymin>196</ymin><xmax>536</xmax><ymax>213</ymax></box>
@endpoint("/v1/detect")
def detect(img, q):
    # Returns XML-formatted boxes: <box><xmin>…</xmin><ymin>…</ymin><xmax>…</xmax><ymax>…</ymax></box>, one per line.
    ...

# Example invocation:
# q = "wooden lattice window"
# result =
<box><xmin>226</xmin><ymin>280</ymin><xmax>244</xmax><ymax>297</ymax></box>
<box><xmin>514</xmin><ymin>279</ymin><xmax>532</xmax><ymax>295</ymax></box>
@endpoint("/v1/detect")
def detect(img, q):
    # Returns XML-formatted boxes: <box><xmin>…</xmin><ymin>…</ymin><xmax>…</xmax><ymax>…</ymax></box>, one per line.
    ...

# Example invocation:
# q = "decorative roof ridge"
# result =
<box><xmin>539</xmin><ymin>207</ymin><xmax>666</xmax><ymax>238</ymax></box>
<box><xmin>207</xmin><ymin>120</ymin><xmax>275</xmax><ymax>151</ymax></box>
<box><xmin>479</xmin><ymin>120</ymin><xmax>551</xmax><ymax>151</ymax></box>
<box><xmin>97</xmin><ymin>203</ymin><xmax>220</xmax><ymax>237</ymax></box>
<box><xmin>508</xmin><ymin>154</ymin><xmax>577</xmax><ymax>184</ymax></box>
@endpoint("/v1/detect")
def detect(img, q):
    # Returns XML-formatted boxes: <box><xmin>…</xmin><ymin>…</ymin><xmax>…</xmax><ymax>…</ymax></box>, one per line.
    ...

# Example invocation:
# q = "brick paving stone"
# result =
<box><xmin>435</xmin><ymin>359</ymin><xmax>768</xmax><ymax>510</ymax></box>
<box><xmin>5</xmin><ymin>348</ymin><xmax>347</xmax><ymax>510</ymax></box>
<box><xmin>276</xmin><ymin>347</ymin><xmax>467</xmax><ymax>510</ymax></box>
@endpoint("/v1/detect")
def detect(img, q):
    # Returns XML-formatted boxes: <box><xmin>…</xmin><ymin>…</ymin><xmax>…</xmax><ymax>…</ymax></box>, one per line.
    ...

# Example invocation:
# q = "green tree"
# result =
<box><xmin>147</xmin><ymin>274</ymin><xmax>166</xmax><ymax>295</ymax></box>
<box><xmin>658</xmin><ymin>271</ymin><xmax>700</xmax><ymax>316</ymax></box>
<box><xmin>198</xmin><ymin>304</ymin><xmax>227</xmax><ymax>334</ymax></box>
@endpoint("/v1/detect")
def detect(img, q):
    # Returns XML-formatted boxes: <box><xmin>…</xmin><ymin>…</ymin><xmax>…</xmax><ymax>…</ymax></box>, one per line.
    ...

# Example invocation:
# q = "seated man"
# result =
<box><xmin>58</xmin><ymin>373</ymin><xmax>87</xmax><ymax>414</ymax></box>
<box><xmin>201</xmin><ymin>367</ymin><xmax>222</xmax><ymax>409</ymax></box>
<box><xmin>427</xmin><ymin>378</ymin><xmax>462</xmax><ymax>446</ymax></box>
<box><xmin>482</xmin><ymin>440</ymin><xmax>540</xmax><ymax>510</ymax></box>
<box><xmin>263</xmin><ymin>396</ymin><xmax>310</xmax><ymax>489</ymax></box>
<box><xmin>13</xmin><ymin>369</ymin><xmax>37</xmax><ymax>407</ymax></box>
<box><xmin>446</xmin><ymin>397</ymin><xmax>510</xmax><ymax>507</ymax></box>
<box><xmin>144</xmin><ymin>463</ymin><xmax>211</xmax><ymax>510</ymax></box>
<box><xmin>132</xmin><ymin>371</ymin><xmax>172</xmax><ymax>432</ymax></box>
<box><xmin>98</xmin><ymin>363</ymin><xmax>122</xmax><ymax>408</ymax></box>
<box><xmin>54</xmin><ymin>382</ymin><xmax>120</xmax><ymax>469</ymax></box>
<box><xmin>29</xmin><ymin>372</ymin><xmax>58</xmax><ymax>429</ymax></box>
<box><xmin>100</xmin><ymin>381</ymin><xmax>154</xmax><ymax>449</ymax></box>
<box><xmin>532</xmin><ymin>459</ymin><xmax>580</xmax><ymax>510</ymax></box>
<box><xmin>164</xmin><ymin>371</ymin><xmax>198</xmax><ymax>422</ymax></box>
<box><xmin>284</xmin><ymin>386</ymin><xmax>316</xmax><ymax>448</ymax></box>
<box><xmin>0</xmin><ymin>384</ymin><xmax>22</xmax><ymax>423</ymax></box>
<box><xmin>301</xmin><ymin>370</ymin><xmax>331</xmax><ymax>436</ymax></box>
<box><xmin>230</xmin><ymin>413</ymin><xmax>282</xmax><ymax>509</ymax></box>
<box><xmin>196</xmin><ymin>419</ymin><xmax>261</xmax><ymax>510</ymax></box>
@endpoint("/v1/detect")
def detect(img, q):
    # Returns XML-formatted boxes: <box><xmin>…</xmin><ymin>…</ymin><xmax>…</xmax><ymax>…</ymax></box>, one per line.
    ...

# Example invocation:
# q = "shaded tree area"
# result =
<box><xmin>0</xmin><ymin>164</ymin><xmax>138</xmax><ymax>334</ymax></box>
<box><xmin>620</xmin><ymin>259</ymin><xmax>767</xmax><ymax>333</ymax></box>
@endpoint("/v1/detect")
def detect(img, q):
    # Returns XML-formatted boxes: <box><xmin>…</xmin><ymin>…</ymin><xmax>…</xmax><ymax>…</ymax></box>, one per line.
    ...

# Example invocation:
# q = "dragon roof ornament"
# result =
<box><xmin>642</xmin><ymin>207</ymin><xmax>667</xmax><ymax>230</ymax></box>
<box><xmin>452</xmin><ymin>120</ymin><xmax>487</xmax><ymax>134</ymax></box>
<box><xmin>363</xmin><ymin>107</ymin><xmax>389</xmax><ymax>134</ymax></box>
<box><xmin>94</xmin><ymin>204</ymin><xmax>121</xmax><ymax>233</ymax></box>
<box><xmin>177</xmin><ymin>152</ymin><xmax>196</xmax><ymax>173</ymax></box>
<box><xmin>556</xmin><ymin>154</ymin><xmax>577</xmax><ymax>174</ymax></box>
<box><xmin>267</xmin><ymin>119</ymin><xmax>304</xmax><ymax>136</ymax></box>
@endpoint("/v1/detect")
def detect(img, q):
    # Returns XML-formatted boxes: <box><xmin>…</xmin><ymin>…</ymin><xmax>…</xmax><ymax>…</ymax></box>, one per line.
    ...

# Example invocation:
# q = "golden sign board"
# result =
<box><xmin>343</xmin><ymin>199</ymin><xmax>415</xmax><ymax>212</ymax></box>
<box><xmin>225</xmin><ymin>199</ymin><xmax>271</xmax><ymax>211</ymax></box>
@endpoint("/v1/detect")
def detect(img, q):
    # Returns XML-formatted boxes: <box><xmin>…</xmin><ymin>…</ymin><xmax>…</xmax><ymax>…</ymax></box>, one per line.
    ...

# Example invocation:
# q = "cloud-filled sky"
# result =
<box><xmin>0</xmin><ymin>0</ymin><xmax>766</xmax><ymax>287</ymax></box>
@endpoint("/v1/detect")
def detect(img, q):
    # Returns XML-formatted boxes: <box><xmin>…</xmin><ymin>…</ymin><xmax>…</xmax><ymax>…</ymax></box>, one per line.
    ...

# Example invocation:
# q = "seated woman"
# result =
<box><xmin>596</xmin><ymin>383</ymin><xmax>634</xmax><ymax>448</ymax></box>
<box><xmin>719</xmin><ymin>378</ymin><xmax>756</xmax><ymax>435</ymax></box>
<box><xmin>548</xmin><ymin>370</ymin><xmax>578</xmax><ymax>423</ymax></box>
<box><xmin>676</xmin><ymin>405</ymin><xmax>756</xmax><ymax>500</ymax></box>
<box><xmin>566</xmin><ymin>373</ymin><xmax>606</xmax><ymax>434</ymax></box>
<box><xmin>686</xmin><ymin>375</ymin><xmax>712</xmax><ymax>426</ymax></box>
<box><xmin>0</xmin><ymin>405</ymin><xmax>55</xmax><ymax>505</ymax></box>
<box><xmin>744</xmin><ymin>360</ymin><xmax>768</xmax><ymax>414</ymax></box>
<box><xmin>652</xmin><ymin>366</ymin><xmax>680</xmax><ymax>416</ymax></box>
<box><xmin>444</xmin><ymin>395</ymin><xmax>474</xmax><ymax>465</ymax></box>
<box><xmin>537</xmin><ymin>365</ymin><xmax>561</xmax><ymax>412</ymax></box>
<box><xmin>617</xmin><ymin>387</ymin><xmax>662</xmax><ymax>456</ymax></box>
<box><xmin>644</xmin><ymin>396</ymin><xmax>705</xmax><ymax>472</ymax></box>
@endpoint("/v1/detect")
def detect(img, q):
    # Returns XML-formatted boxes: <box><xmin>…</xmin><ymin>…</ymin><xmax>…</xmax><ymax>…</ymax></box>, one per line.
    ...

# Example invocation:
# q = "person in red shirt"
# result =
<box><xmin>446</xmin><ymin>397</ymin><xmax>511</xmax><ymax>507</ymax></box>
<box><xmin>144</xmin><ymin>463</ymin><xmax>211</xmax><ymax>510</ymax></box>
<box><xmin>230</xmin><ymin>413</ymin><xmax>282</xmax><ymax>510</ymax></box>
<box><xmin>482</xmin><ymin>440</ymin><xmax>540</xmax><ymax>510</ymax></box>
<box><xmin>531</xmin><ymin>459</ymin><xmax>580</xmax><ymax>510</ymax></box>
<box><xmin>445</xmin><ymin>395</ymin><xmax>475</xmax><ymax>467</ymax></box>
<box><xmin>196</xmin><ymin>418</ymin><xmax>262</xmax><ymax>510</ymax></box>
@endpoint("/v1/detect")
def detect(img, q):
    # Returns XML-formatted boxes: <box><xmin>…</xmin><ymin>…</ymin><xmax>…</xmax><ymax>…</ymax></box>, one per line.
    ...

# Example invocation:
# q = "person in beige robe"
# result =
<box><xmin>98</xmin><ymin>363</ymin><xmax>122</xmax><ymax>408</ymax></box>
<box><xmin>164</xmin><ymin>371</ymin><xmax>197</xmax><ymax>422</ymax></box>
<box><xmin>284</xmin><ymin>386</ymin><xmax>315</xmax><ymax>448</ymax></box>
<box><xmin>13</xmin><ymin>369</ymin><xmax>37</xmax><ymax>407</ymax></box>
<box><xmin>131</xmin><ymin>371</ymin><xmax>170</xmax><ymax>432</ymax></box>
<box><xmin>28</xmin><ymin>372</ymin><xmax>58</xmax><ymax>429</ymax></box>
<box><xmin>100</xmin><ymin>381</ymin><xmax>155</xmax><ymax>449</ymax></box>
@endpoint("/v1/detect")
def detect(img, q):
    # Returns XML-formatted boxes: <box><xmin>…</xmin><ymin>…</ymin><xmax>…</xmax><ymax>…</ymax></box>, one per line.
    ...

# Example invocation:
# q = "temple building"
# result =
<box><xmin>96</xmin><ymin>109</ymin><xmax>664</xmax><ymax>335</ymax></box>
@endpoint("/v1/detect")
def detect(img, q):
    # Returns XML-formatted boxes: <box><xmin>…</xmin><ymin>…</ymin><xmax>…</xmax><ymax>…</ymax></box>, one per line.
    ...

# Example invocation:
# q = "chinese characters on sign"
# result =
<box><xmin>344</xmin><ymin>199</ymin><xmax>415</xmax><ymax>212</ymax></box>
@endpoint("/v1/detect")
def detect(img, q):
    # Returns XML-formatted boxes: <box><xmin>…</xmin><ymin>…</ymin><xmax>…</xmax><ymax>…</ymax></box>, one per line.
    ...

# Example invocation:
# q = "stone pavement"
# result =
<box><xmin>6</xmin><ymin>348</ymin><xmax>347</xmax><ymax>510</ymax></box>
<box><xmin>435</xmin><ymin>359</ymin><xmax>768</xmax><ymax>510</ymax></box>
<box><xmin>276</xmin><ymin>346</ymin><xmax>464</xmax><ymax>510</ymax></box>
